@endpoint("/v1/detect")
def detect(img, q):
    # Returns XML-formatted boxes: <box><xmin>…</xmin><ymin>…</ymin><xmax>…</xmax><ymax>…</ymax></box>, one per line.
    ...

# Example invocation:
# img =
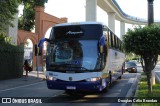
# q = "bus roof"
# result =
<box><xmin>54</xmin><ymin>22</ymin><xmax>104</xmax><ymax>27</ymax></box>
<box><xmin>53</xmin><ymin>22</ymin><xmax>117</xmax><ymax>38</ymax></box>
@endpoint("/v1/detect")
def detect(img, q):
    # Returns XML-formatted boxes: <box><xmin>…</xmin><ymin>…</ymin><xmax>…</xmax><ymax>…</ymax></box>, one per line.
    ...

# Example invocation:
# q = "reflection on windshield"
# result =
<box><xmin>55</xmin><ymin>48</ymin><xmax>73</xmax><ymax>62</ymax></box>
<box><xmin>48</xmin><ymin>40</ymin><xmax>99</xmax><ymax>71</ymax></box>
<box><xmin>125</xmin><ymin>62</ymin><xmax>136</xmax><ymax>67</ymax></box>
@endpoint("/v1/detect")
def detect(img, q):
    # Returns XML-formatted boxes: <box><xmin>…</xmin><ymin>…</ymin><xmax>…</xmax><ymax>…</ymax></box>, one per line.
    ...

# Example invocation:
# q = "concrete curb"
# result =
<box><xmin>121</xmin><ymin>73</ymin><xmax>141</xmax><ymax>106</ymax></box>
<box><xmin>155</xmin><ymin>72</ymin><xmax>160</xmax><ymax>83</ymax></box>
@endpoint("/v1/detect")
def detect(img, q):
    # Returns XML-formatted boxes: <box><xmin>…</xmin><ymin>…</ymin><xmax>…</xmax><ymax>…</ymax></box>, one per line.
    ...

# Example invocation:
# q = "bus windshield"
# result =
<box><xmin>47</xmin><ymin>40</ymin><xmax>100</xmax><ymax>72</ymax></box>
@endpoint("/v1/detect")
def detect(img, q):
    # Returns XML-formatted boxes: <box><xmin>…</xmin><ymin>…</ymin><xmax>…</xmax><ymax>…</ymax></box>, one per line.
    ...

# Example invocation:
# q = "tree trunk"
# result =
<box><xmin>140</xmin><ymin>56</ymin><xmax>145</xmax><ymax>72</ymax></box>
<box><xmin>144</xmin><ymin>54</ymin><xmax>155</xmax><ymax>94</ymax></box>
<box><xmin>146</xmin><ymin>73</ymin><xmax>152</xmax><ymax>93</ymax></box>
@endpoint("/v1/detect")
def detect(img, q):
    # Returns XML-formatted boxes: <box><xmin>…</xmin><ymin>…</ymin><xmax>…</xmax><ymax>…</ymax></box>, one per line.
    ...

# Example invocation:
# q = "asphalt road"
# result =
<box><xmin>0</xmin><ymin>67</ymin><xmax>142</xmax><ymax>106</ymax></box>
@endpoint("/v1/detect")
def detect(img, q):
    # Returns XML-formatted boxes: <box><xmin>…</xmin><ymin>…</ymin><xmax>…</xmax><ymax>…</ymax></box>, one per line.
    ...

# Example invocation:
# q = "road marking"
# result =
<box><xmin>0</xmin><ymin>81</ymin><xmax>44</xmax><ymax>92</ymax></box>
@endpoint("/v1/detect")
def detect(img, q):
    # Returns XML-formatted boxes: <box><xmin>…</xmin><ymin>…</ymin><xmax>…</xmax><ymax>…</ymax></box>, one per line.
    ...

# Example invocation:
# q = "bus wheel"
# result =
<box><xmin>102</xmin><ymin>82</ymin><xmax>110</xmax><ymax>92</ymax></box>
<box><xmin>119</xmin><ymin>76</ymin><xmax>122</xmax><ymax>79</ymax></box>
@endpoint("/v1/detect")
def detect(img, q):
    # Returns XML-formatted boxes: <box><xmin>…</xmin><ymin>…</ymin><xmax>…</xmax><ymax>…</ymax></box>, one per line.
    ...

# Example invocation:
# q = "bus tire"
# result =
<box><xmin>102</xmin><ymin>81</ymin><xmax>109</xmax><ymax>93</ymax></box>
<box><xmin>119</xmin><ymin>76</ymin><xmax>122</xmax><ymax>79</ymax></box>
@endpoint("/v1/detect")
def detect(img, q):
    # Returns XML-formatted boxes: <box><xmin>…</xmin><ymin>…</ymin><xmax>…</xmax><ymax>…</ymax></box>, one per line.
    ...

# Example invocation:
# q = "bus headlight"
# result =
<box><xmin>86</xmin><ymin>77</ymin><xmax>101</xmax><ymax>82</ymax></box>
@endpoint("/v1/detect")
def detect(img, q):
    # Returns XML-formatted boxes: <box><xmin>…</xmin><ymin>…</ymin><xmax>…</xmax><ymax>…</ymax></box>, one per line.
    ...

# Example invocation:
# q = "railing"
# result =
<box><xmin>112</xmin><ymin>0</ymin><xmax>160</xmax><ymax>23</ymax></box>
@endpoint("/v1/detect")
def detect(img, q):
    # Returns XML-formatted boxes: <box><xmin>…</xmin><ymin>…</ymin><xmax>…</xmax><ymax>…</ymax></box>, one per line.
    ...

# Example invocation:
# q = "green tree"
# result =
<box><xmin>18</xmin><ymin>0</ymin><xmax>48</xmax><ymax>31</ymax></box>
<box><xmin>123</xmin><ymin>24</ymin><xmax>160</xmax><ymax>93</ymax></box>
<box><xmin>18</xmin><ymin>0</ymin><xmax>35</xmax><ymax>31</ymax></box>
<box><xmin>35</xmin><ymin>0</ymin><xmax>48</xmax><ymax>7</ymax></box>
<box><xmin>0</xmin><ymin>0</ymin><xmax>20</xmax><ymax>31</ymax></box>
<box><xmin>0</xmin><ymin>32</ymin><xmax>12</xmax><ymax>43</ymax></box>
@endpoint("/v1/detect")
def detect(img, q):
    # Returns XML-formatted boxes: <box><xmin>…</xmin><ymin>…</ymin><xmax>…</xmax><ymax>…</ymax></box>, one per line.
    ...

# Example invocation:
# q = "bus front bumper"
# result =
<box><xmin>46</xmin><ymin>80</ymin><xmax>105</xmax><ymax>92</ymax></box>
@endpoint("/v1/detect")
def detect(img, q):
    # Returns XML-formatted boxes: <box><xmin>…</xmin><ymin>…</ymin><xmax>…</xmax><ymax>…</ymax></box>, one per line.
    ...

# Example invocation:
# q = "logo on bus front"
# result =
<box><xmin>66</xmin><ymin>31</ymin><xmax>83</xmax><ymax>35</ymax></box>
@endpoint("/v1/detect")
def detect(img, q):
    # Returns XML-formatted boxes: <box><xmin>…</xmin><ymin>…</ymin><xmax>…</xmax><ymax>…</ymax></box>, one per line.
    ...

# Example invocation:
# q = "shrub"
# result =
<box><xmin>0</xmin><ymin>33</ymin><xmax>24</xmax><ymax>80</ymax></box>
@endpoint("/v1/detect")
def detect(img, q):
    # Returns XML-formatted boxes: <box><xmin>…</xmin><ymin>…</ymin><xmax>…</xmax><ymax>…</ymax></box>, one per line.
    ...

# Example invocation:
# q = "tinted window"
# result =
<box><xmin>47</xmin><ymin>40</ymin><xmax>100</xmax><ymax>71</ymax></box>
<box><xmin>125</xmin><ymin>62</ymin><xmax>137</xmax><ymax>67</ymax></box>
<box><xmin>52</xmin><ymin>24</ymin><xmax>103</xmax><ymax>40</ymax></box>
<box><xmin>111</xmin><ymin>33</ymin><xmax>114</xmax><ymax>47</ymax></box>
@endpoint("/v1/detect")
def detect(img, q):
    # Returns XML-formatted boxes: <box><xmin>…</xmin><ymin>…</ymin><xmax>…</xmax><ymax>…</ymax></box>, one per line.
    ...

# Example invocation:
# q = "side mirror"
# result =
<box><xmin>36</xmin><ymin>38</ymin><xmax>50</xmax><ymax>56</ymax></box>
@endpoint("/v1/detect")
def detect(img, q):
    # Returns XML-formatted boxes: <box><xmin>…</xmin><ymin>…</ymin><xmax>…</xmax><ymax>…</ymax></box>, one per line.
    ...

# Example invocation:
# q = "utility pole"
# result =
<box><xmin>147</xmin><ymin>0</ymin><xmax>154</xmax><ymax>26</ymax></box>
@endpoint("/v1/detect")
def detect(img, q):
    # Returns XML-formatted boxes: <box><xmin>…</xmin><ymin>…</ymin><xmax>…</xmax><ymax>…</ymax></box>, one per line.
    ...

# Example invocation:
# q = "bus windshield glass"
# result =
<box><xmin>47</xmin><ymin>40</ymin><xmax>100</xmax><ymax>72</ymax></box>
<box><xmin>51</xmin><ymin>24</ymin><xmax>103</xmax><ymax>40</ymax></box>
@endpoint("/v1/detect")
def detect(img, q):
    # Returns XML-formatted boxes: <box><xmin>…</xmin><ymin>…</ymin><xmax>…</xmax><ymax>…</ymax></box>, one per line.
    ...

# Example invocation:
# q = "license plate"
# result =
<box><xmin>66</xmin><ymin>86</ymin><xmax>76</xmax><ymax>90</ymax></box>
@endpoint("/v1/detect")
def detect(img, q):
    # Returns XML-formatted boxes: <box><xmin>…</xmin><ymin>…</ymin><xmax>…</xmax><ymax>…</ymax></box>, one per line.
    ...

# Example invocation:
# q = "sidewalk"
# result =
<box><xmin>153</xmin><ymin>64</ymin><xmax>160</xmax><ymax>83</ymax></box>
<box><xmin>0</xmin><ymin>71</ymin><xmax>46</xmax><ymax>91</ymax></box>
<box><xmin>136</xmin><ymin>63</ymin><xmax>160</xmax><ymax>83</ymax></box>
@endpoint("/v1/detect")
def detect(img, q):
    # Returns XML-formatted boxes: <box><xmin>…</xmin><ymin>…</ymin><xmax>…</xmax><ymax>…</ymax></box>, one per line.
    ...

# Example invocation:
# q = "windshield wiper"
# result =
<box><xmin>50</xmin><ymin>63</ymin><xmax>89</xmax><ymax>70</ymax></box>
<box><xmin>50</xmin><ymin>63</ymin><xmax>78</xmax><ymax>67</ymax></box>
<box><xmin>69</xmin><ymin>66</ymin><xmax>89</xmax><ymax>71</ymax></box>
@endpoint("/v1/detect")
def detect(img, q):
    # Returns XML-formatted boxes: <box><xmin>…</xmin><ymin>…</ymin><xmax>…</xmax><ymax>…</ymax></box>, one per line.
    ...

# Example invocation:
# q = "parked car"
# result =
<box><xmin>124</xmin><ymin>61</ymin><xmax>137</xmax><ymax>73</ymax></box>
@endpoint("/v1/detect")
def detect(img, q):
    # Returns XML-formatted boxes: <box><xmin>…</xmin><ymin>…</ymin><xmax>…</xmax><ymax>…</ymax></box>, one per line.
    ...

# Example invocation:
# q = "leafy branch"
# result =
<box><xmin>18</xmin><ymin>0</ymin><xmax>48</xmax><ymax>31</ymax></box>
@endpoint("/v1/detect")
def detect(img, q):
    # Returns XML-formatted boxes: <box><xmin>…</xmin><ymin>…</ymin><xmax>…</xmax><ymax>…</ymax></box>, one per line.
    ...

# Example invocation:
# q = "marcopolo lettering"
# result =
<box><xmin>66</xmin><ymin>31</ymin><xmax>83</xmax><ymax>35</ymax></box>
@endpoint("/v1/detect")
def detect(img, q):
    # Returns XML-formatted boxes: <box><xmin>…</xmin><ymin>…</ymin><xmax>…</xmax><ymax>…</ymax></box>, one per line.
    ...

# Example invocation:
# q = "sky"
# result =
<box><xmin>116</xmin><ymin>0</ymin><xmax>160</xmax><ymax>20</ymax></box>
<box><xmin>19</xmin><ymin>0</ymin><xmax>160</xmax><ymax>39</ymax></box>
<box><xmin>44</xmin><ymin>0</ymin><xmax>114</xmax><ymax>37</ymax></box>
<box><xmin>43</xmin><ymin>0</ymin><xmax>160</xmax><ymax>38</ymax></box>
<box><xmin>21</xmin><ymin>0</ymin><xmax>160</xmax><ymax>57</ymax></box>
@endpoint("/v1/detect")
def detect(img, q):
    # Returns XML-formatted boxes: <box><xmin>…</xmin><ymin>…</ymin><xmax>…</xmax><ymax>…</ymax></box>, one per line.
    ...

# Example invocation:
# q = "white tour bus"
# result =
<box><xmin>38</xmin><ymin>22</ymin><xmax>125</xmax><ymax>94</ymax></box>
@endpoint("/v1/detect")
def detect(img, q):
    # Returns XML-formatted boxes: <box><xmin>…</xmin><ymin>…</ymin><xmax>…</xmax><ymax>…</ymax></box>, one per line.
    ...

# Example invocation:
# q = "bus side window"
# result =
<box><xmin>104</xmin><ymin>33</ymin><xmax>108</xmax><ymax>45</ymax></box>
<box><xmin>107</xmin><ymin>31</ymin><xmax>111</xmax><ymax>47</ymax></box>
<box><xmin>121</xmin><ymin>42</ymin><xmax>124</xmax><ymax>52</ymax></box>
<box><xmin>103</xmin><ymin>27</ymin><xmax>109</xmax><ymax>47</ymax></box>
<box><xmin>120</xmin><ymin>42</ymin><xmax>122</xmax><ymax>52</ymax></box>
<box><xmin>119</xmin><ymin>39</ymin><xmax>122</xmax><ymax>51</ymax></box>
<box><xmin>111</xmin><ymin>32</ymin><xmax>114</xmax><ymax>48</ymax></box>
<box><xmin>117</xmin><ymin>37</ymin><xmax>120</xmax><ymax>50</ymax></box>
<box><xmin>108</xmin><ymin>31</ymin><xmax>111</xmax><ymax>47</ymax></box>
<box><xmin>114</xmin><ymin>35</ymin><xmax>117</xmax><ymax>49</ymax></box>
<box><xmin>119</xmin><ymin>39</ymin><xmax>121</xmax><ymax>51</ymax></box>
<box><xmin>117</xmin><ymin>38</ymin><xmax>119</xmax><ymax>49</ymax></box>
